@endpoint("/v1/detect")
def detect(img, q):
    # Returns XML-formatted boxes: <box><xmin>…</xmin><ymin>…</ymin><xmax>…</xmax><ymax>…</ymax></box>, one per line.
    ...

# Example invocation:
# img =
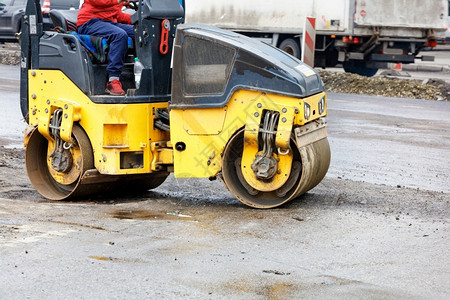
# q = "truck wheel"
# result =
<box><xmin>343</xmin><ymin>60</ymin><xmax>378</xmax><ymax>77</ymax></box>
<box><xmin>279</xmin><ymin>38</ymin><xmax>300</xmax><ymax>59</ymax></box>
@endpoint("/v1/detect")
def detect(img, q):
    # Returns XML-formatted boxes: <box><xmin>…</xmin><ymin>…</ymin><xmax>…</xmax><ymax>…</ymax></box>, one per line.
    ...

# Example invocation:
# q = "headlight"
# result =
<box><xmin>318</xmin><ymin>96</ymin><xmax>325</xmax><ymax>115</ymax></box>
<box><xmin>304</xmin><ymin>102</ymin><xmax>311</xmax><ymax>120</ymax></box>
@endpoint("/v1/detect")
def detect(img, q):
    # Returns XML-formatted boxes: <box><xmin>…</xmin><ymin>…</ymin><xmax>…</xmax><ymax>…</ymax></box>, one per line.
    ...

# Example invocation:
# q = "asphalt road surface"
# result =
<box><xmin>0</xmin><ymin>65</ymin><xmax>449</xmax><ymax>299</ymax></box>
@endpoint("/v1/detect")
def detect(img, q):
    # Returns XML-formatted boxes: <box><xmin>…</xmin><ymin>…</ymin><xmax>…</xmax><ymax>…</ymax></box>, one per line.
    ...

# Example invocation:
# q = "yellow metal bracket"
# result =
<box><xmin>240</xmin><ymin>101</ymin><xmax>295</xmax><ymax>192</ymax></box>
<box><xmin>275</xmin><ymin>106</ymin><xmax>295</xmax><ymax>151</ymax></box>
<box><xmin>151</xmin><ymin>141</ymin><xmax>174</xmax><ymax>171</ymax></box>
<box><xmin>37</xmin><ymin>98</ymin><xmax>81</xmax><ymax>143</ymax></box>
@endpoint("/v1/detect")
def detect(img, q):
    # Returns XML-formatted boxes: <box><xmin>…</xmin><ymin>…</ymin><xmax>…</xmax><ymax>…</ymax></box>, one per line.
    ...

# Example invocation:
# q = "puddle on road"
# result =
<box><xmin>110</xmin><ymin>209</ymin><xmax>192</xmax><ymax>221</ymax></box>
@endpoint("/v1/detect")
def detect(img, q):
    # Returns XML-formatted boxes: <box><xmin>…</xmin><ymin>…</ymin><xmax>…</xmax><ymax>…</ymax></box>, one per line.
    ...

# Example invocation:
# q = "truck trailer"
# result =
<box><xmin>185</xmin><ymin>0</ymin><xmax>449</xmax><ymax>76</ymax></box>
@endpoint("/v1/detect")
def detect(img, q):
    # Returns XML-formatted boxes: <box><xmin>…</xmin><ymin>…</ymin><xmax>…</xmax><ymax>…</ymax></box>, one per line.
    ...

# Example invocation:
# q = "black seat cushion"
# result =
<box><xmin>49</xmin><ymin>9</ymin><xmax>79</xmax><ymax>32</ymax></box>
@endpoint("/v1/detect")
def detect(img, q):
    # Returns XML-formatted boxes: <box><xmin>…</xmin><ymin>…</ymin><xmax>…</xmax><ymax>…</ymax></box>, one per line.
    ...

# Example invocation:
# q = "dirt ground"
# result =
<box><xmin>1</xmin><ymin>142</ymin><xmax>449</xmax><ymax>298</ymax></box>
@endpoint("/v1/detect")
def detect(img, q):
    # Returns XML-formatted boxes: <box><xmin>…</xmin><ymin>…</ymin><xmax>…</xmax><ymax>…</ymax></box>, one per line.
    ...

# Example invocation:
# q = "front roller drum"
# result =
<box><xmin>222</xmin><ymin>129</ymin><xmax>330</xmax><ymax>208</ymax></box>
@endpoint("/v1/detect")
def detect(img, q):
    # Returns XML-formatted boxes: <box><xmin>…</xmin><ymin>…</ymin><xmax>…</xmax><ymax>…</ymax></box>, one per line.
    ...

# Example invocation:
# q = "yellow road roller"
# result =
<box><xmin>19</xmin><ymin>0</ymin><xmax>330</xmax><ymax>208</ymax></box>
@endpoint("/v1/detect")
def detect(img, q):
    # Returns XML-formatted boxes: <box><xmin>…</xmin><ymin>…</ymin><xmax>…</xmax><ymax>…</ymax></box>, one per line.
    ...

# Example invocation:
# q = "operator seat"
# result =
<box><xmin>49</xmin><ymin>9</ymin><xmax>78</xmax><ymax>31</ymax></box>
<box><xmin>49</xmin><ymin>8</ymin><xmax>134</xmax><ymax>63</ymax></box>
<box><xmin>45</xmin><ymin>9</ymin><xmax>135</xmax><ymax>96</ymax></box>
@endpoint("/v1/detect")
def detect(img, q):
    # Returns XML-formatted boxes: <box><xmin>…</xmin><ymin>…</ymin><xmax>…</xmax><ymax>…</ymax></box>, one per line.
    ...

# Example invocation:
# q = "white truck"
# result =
<box><xmin>185</xmin><ymin>0</ymin><xmax>449</xmax><ymax>76</ymax></box>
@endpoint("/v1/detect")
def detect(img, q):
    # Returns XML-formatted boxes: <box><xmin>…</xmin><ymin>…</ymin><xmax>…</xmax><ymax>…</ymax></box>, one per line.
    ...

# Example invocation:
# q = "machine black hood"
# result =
<box><xmin>171</xmin><ymin>24</ymin><xmax>324</xmax><ymax>108</ymax></box>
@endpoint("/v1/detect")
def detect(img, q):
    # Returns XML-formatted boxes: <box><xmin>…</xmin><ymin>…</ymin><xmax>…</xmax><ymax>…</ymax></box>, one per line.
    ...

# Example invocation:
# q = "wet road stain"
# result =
<box><xmin>317</xmin><ymin>275</ymin><xmax>364</xmax><ymax>286</ymax></box>
<box><xmin>262</xmin><ymin>282</ymin><xmax>294</xmax><ymax>300</ymax></box>
<box><xmin>89</xmin><ymin>256</ymin><xmax>148</xmax><ymax>263</ymax></box>
<box><xmin>110</xmin><ymin>209</ymin><xmax>192</xmax><ymax>220</ymax></box>
<box><xmin>223</xmin><ymin>279</ymin><xmax>294</xmax><ymax>299</ymax></box>
<box><xmin>90</xmin><ymin>256</ymin><xmax>111</xmax><ymax>261</ymax></box>
<box><xmin>291</xmin><ymin>216</ymin><xmax>305</xmax><ymax>222</ymax></box>
<box><xmin>48</xmin><ymin>221</ymin><xmax>106</xmax><ymax>231</ymax></box>
<box><xmin>263</xmin><ymin>270</ymin><xmax>291</xmax><ymax>276</ymax></box>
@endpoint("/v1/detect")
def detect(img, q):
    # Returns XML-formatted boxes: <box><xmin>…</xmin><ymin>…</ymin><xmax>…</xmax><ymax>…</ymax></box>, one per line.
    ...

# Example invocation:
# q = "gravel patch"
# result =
<box><xmin>319</xmin><ymin>70</ymin><xmax>449</xmax><ymax>101</ymax></box>
<box><xmin>0</xmin><ymin>42</ymin><xmax>20</xmax><ymax>65</ymax></box>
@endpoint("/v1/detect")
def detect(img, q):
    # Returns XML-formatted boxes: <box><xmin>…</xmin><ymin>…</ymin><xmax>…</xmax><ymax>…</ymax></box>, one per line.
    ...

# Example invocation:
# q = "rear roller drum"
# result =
<box><xmin>26</xmin><ymin>124</ymin><xmax>94</xmax><ymax>200</ymax></box>
<box><xmin>26</xmin><ymin>124</ymin><xmax>169</xmax><ymax>200</ymax></box>
<box><xmin>222</xmin><ymin>129</ymin><xmax>330</xmax><ymax>208</ymax></box>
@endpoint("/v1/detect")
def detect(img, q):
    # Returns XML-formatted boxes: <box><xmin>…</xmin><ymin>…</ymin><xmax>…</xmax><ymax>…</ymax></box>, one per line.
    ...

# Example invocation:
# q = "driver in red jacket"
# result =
<box><xmin>77</xmin><ymin>0</ymin><xmax>134</xmax><ymax>96</ymax></box>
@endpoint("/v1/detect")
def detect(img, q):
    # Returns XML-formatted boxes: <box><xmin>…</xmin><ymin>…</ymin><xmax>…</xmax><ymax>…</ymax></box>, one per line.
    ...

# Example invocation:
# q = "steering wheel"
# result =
<box><xmin>124</xmin><ymin>0</ymin><xmax>139</xmax><ymax>11</ymax></box>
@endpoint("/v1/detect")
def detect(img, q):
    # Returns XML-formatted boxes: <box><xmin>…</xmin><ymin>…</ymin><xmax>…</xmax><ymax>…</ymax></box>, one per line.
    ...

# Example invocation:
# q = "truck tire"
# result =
<box><xmin>343</xmin><ymin>60</ymin><xmax>378</xmax><ymax>77</ymax></box>
<box><xmin>279</xmin><ymin>38</ymin><xmax>300</xmax><ymax>59</ymax></box>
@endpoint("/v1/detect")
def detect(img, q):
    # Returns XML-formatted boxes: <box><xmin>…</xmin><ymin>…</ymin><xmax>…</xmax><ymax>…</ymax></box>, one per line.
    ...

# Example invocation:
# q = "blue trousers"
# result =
<box><xmin>78</xmin><ymin>18</ymin><xmax>134</xmax><ymax>78</ymax></box>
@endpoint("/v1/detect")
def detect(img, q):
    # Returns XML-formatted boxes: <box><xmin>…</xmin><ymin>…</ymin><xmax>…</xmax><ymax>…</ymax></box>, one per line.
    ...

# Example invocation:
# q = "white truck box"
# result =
<box><xmin>186</xmin><ymin>0</ymin><xmax>447</xmax><ymax>36</ymax></box>
<box><xmin>186</xmin><ymin>0</ymin><xmax>351</xmax><ymax>33</ymax></box>
<box><xmin>185</xmin><ymin>0</ymin><xmax>448</xmax><ymax>76</ymax></box>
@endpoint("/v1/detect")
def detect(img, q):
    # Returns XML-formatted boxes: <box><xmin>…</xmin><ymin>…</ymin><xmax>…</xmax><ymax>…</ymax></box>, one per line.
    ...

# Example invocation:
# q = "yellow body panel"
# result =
<box><xmin>182</xmin><ymin>108</ymin><xmax>227</xmax><ymax>135</ymax></box>
<box><xmin>28</xmin><ymin>70</ymin><xmax>170</xmax><ymax>175</ymax></box>
<box><xmin>170</xmin><ymin>89</ymin><xmax>327</xmax><ymax>178</ymax></box>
